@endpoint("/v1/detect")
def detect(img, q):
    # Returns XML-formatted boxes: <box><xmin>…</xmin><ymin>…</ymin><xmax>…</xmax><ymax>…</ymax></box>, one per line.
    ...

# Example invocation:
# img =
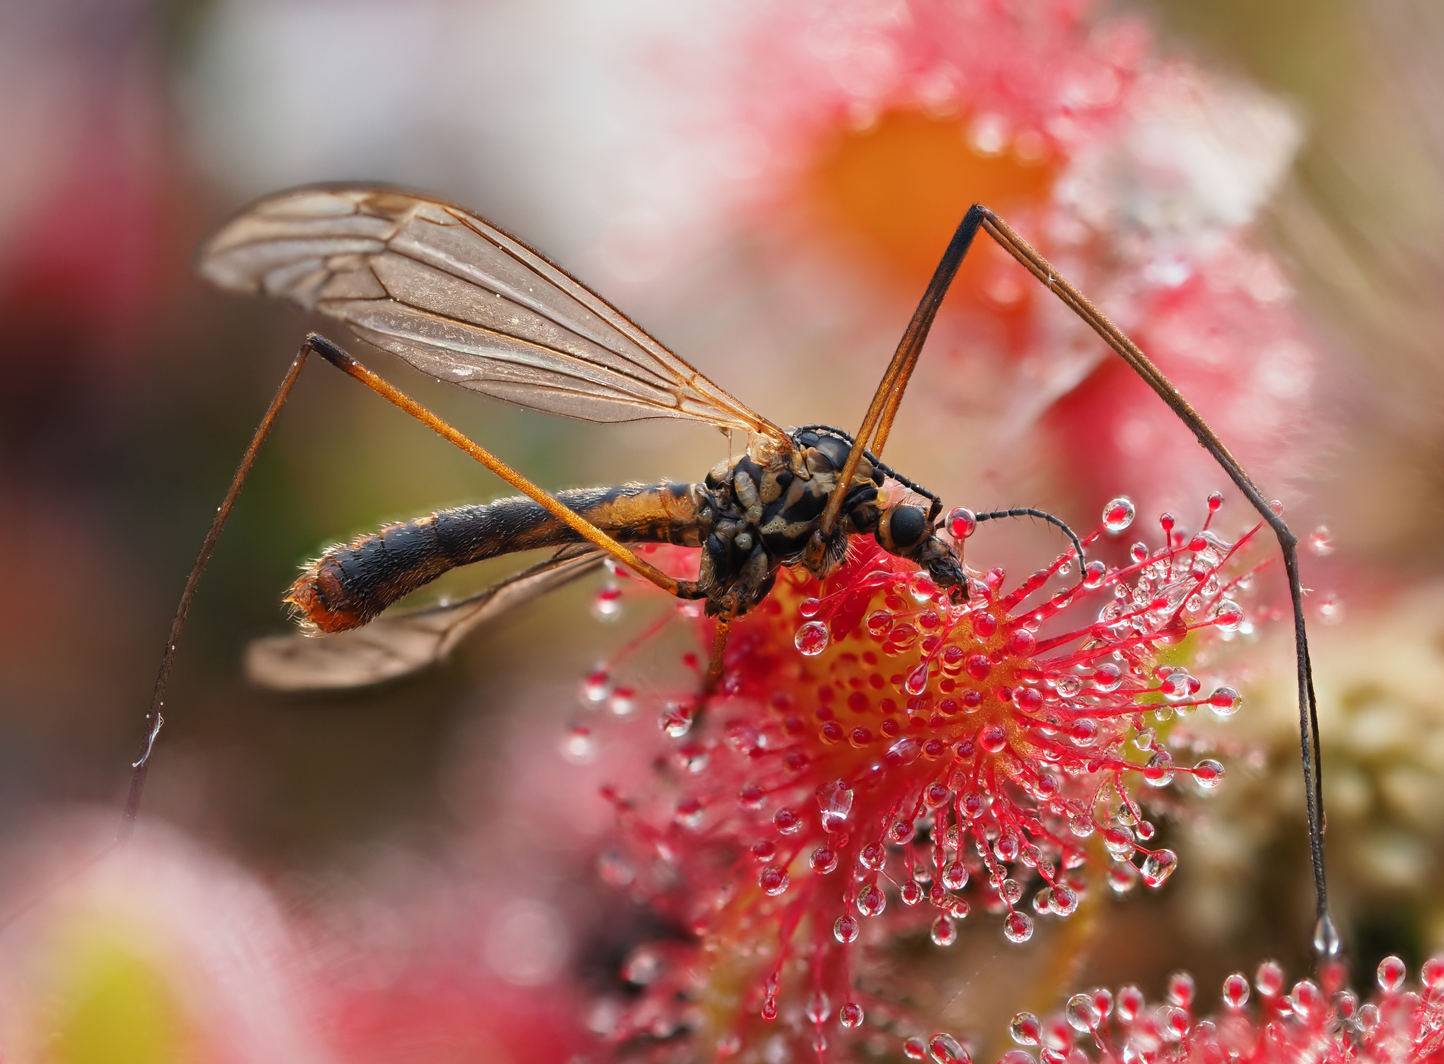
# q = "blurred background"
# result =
<box><xmin>2</xmin><ymin>0</ymin><xmax>1443</xmax><ymax>1059</ymax></box>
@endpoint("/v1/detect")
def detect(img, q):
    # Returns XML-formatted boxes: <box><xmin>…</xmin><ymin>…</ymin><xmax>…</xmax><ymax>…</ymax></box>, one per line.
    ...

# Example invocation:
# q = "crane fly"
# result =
<box><xmin>126</xmin><ymin>185</ymin><xmax>1336</xmax><ymax>958</ymax></box>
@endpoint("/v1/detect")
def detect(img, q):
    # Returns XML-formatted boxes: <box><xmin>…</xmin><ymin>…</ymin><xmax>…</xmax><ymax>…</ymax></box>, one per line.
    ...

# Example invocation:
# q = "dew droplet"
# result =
<box><xmin>928</xmin><ymin>1032</ymin><xmax>969</xmax><ymax>1064</ymax></box>
<box><xmin>1315</xmin><ymin>593</ymin><xmax>1344</xmax><ymax>625</ymax></box>
<box><xmin>941</xmin><ymin>861</ymin><xmax>969</xmax><ymax>891</ymax></box>
<box><xmin>759</xmin><ymin>865</ymin><xmax>789</xmax><ymax>896</ymax></box>
<box><xmin>562</xmin><ymin>723</ymin><xmax>596</xmax><ymax>763</ymax></box>
<box><xmin>1083</xmin><ymin>560</ymin><xmax>1107</xmax><ymax>588</ymax></box>
<box><xmin>1144</xmin><ymin>751</ymin><xmax>1175</xmax><ymax>787</ymax></box>
<box><xmin>1051</xmin><ymin>884</ymin><xmax>1078</xmax><ymax>916</ymax></box>
<box><xmin>834</xmin><ymin>915</ymin><xmax>859</xmax><ymax>943</ymax></box>
<box><xmin>1308</xmin><ymin>525</ymin><xmax>1334</xmax><ymax>556</ymax></box>
<box><xmin>1093</xmin><ymin>663</ymin><xmax>1122</xmax><ymax>692</ymax></box>
<box><xmin>1378</xmin><ymin>955</ymin><xmax>1407</xmax><ymax>992</ymax></box>
<box><xmin>1003</xmin><ymin>911</ymin><xmax>1034</xmax><ymax>943</ymax></box>
<box><xmin>1140</xmin><ymin>849</ymin><xmax>1178</xmax><ymax>888</ymax></box>
<box><xmin>1130</xmin><ymin>542</ymin><xmax>1149</xmax><ymax>563</ymax></box>
<box><xmin>979</xmin><ymin>724</ymin><xmax>1008</xmax><ymax>754</ymax></box>
<box><xmin>1208</xmin><ymin>687</ymin><xmax>1241</xmax><ymax>717</ymax></box>
<box><xmin>811</xmin><ymin>846</ymin><xmax>838</xmax><ymax>875</ymax></box>
<box><xmin>660</xmin><ymin>702</ymin><xmax>694</xmax><ymax>737</ymax></box>
<box><xmin>905</xmin><ymin>663</ymin><xmax>930</xmax><ymax>696</ymax></box>
<box><xmin>948</xmin><ymin>507</ymin><xmax>977</xmax><ymax>540</ymax></box>
<box><xmin>1193</xmin><ymin>759</ymin><xmax>1225</xmax><ymax>789</ymax></box>
<box><xmin>773</xmin><ymin>808</ymin><xmax>800</xmax><ymax>834</ymax></box>
<box><xmin>608</xmin><ymin>687</ymin><xmax>637</xmax><ymax>716</ymax></box>
<box><xmin>840</xmin><ymin>1001</ymin><xmax>864</xmax><ymax>1028</ymax></box>
<box><xmin>796</xmin><ymin>620</ymin><xmax>830</xmax><ymax>656</ymax></box>
<box><xmin>592</xmin><ymin>584</ymin><xmax>624</xmax><ymax>619</ymax></box>
<box><xmin>1103</xmin><ymin>498</ymin><xmax>1136</xmax><ymax>533</ymax></box>
<box><xmin>930</xmin><ymin>915</ymin><xmax>957</xmax><ymax>946</ymax></box>
<box><xmin>1256</xmin><ymin>961</ymin><xmax>1284</xmax><ymax>997</ymax></box>
<box><xmin>1222</xmin><ymin>972</ymin><xmax>1250</xmax><ymax>1009</ymax></box>
<box><xmin>1116</xmin><ymin>986</ymin><xmax>1144</xmax><ymax>1023</ymax></box>
<box><xmin>867</xmin><ymin>610</ymin><xmax>894</xmax><ymax>637</ymax></box>
<box><xmin>904</xmin><ymin>1036</ymin><xmax>927</xmax><ymax>1060</ymax></box>
<box><xmin>582</xmin><ymin>669</ymin><xmax>611</xmax><ymax>703</ymax></box>
<box><xmin>1010</xmin><ymin>1012</ymin><xmax>1041</xmax><ymax>1046</ymax></box>
<box><xmin>1066</xmin><ymin>994</ymin><xmax>1101</xmax><ymax>1032</ymax></box>
<box><xmin>817</xmin><ymin>780</ymin><xmax>855</xmax><ymax>831</ymax></box>
<box><xmin>857</xmin><ymin>883</ymin><xmax>887</xmax><ymax>917</ymax></box>
<box><xmin>1421</xmin><ymin>957</ymin><xmax>1444</xmax><ymax>990</ymax></box>
<box><xmin>1202</xmin><ymin>598</ymin><xmax>1243</xmax><ymax>636</ymax></box>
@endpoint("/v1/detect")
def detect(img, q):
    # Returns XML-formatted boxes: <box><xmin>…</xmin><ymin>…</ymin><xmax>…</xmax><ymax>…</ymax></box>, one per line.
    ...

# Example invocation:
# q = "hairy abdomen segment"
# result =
<box><xmin>287</xmin><ymin>483</ymin><xmax>704</xmax><ymax>632</ymax></box>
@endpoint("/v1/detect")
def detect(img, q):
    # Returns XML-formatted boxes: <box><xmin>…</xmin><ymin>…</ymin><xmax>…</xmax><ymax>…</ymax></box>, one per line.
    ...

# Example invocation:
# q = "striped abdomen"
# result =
<box><xmin>288</xmin><ymin>483</ymin><xmax>704</xmax><ymax>632</ymax></box>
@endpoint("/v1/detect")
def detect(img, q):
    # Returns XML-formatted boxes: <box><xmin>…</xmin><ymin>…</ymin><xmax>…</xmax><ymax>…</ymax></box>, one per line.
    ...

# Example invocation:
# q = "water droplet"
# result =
<box><xmin>1103</xmin><ymin>498</ymin><xmax>1136</xmax><ymax>533</ymax></box>
<box><xmin>834</xmin><ymin>915</ymin><xmax>859</xmax><ymax>943</ymax></box>
<box><xmin>1003</xmin><ymin>911</ymin><xmax>1034</xmax><ymax>943</ymax></box>
<box><xmin>562</xmin><ymin>723</ymin><xmax>596</xmax><ymax>763</ymax></box>
<box><xmin>608</xmin><ymin>687</ymin><xmax>636</xmax><ymax>716</ymax></box>
<box><xmin>1255</xmin><ymin>961</ymin><xmax>1285</xmax><ymax>997</ymax></box>
<box><xmin>1314</xmin><ymin>911</ymin><xmax>1342</xmax><ymax>957</ymax></box>
<box><xmin>1422</xmin><ymin>957</ymin><xmax>1444</xmax><ymax>990</ymax></box>
<box><xmin>796</xmin><ymin>620</ymin><xmax>830</xmax><ymax>656</ymax></box>
<box><xmin>659</xmin><ymin>702</ymin><xmax>694</xmax><ymax>737</ymax></box>
<box><xmin>1315</xmin><ymin>592</ymin><xmax>1344</xmax><ymax>625</ymax></box>
<box><xmin>1129</xmin><ymin>542</ymin><xmax>1148</xmax><ymax>563</ymax></box>
<box><xmin>1069</xmin><ymin>814</ymin><xmax>1095</xmax><ymax>838</ymax></box>
<box><xmin>1308</xmin><ymin>525</ymin><xmax>1334</xmax><ymax>556</ymax></box>
<box><xmin>817</xmin><ymin>780</ymin><xmax>854</xmax><ymax>831</ymax></box>
<box><xmin>1051</xmin><ymin>884</ymin><xmax>1078</xmax><ymax>915</ymax></box>
<box><xmin>1000</xmin><ymin>878</ymin><xmax>1023</xmax><ymax>904</ymax></box>
<box><xmin>867</xmin><ymin>610</ymin><xmax>894</xmax><ymax>637</ymax></box>
<box><xmin>1010</xmin><ymin>1012</ymin><xmax>1041</xmax><ymax>1046</ymax></box>
<box><xmin>840</xmin><ymin>1001</ymin><xmax>864</xmax><ymax>1028</ymax></box>
<box><xmin>1290</xmin><ymin>979</ymin><xmax>1321</xmax><ymax>1019</ymax></box>
<box><xmin>806</xmin><ymin>991</ymin><xmax>830</xmax><ymax>1024</ymax></box>
<box><xmin>810</xmin><ymin>846</ymin><xmax>838</xmax><ymax>874</ymax></box>
<box><xmin>1378</xmin><ymin>955</ymin><xmax>1406</xmax><ymax>992</ymax></box>
<box><xmin>1159</xmin><ymin>667</ymin><xmax>1195</xmax><ymax>702</ymax></box>
<box><xmin>904</xmin><ymin>1036</ymin><xmax>928</xmax><ymax>1060</ymax></box>
<box><xmin>1208</xmin><ymin>687</ymin><xmax>1241</xmax><ymax>717</ymax></box>
<box><xmin>1167</xmin><ymin>972</ymin><xmax>1194</xmax><ymax>1008</ymax></box>
<box><xmin>931</xmin><ymin>915</ymin><xmax>957</xmax><ymax>946</ymax></box>
<box><xmin>1116</xmin><ymin>985</ymin><xmax>1144</xmax><ymax>1023</ymax></box>
<box><xmin>1140</xmin><ymin>849</ymin><xmax>1178</xmax><ymax>887</ymax></box>
<box><xmin>948</xmin><ymin>508</ymin><xmax>977</xmax><ymax>540</ymax></box>
<box><xmin>582</xmin><ymin>669</ymin><xmax>610</xmax><ymax>703</ymax></box>
<box><xmin>1144</xmin><ymin>751</ymin><xmax>1175</xmax><ymax>786</ymax></box>
<box><xmin>1066</xmin><ymin>994</ymin><xmax>1101</xmax><ymax>1032</ymax></box>
<box><xmin>900</xmin><ymin>881</ymin><xmax>923</xmax><ymax>905</ymax></box>
<box><xmin>1083</xmin><ymin>560</ymin><xmax>1107</xmax><ymax>588</ymax></box>
<box><xmin>1211</xmin><ymin>600</ymin><xmax>1243</xmax><ymax>632</ymax></box>
<box><xmin>857</xmin><ymin>883</ymin><xmax>887</xmax><ymax>917</ymax></box>
<box><xmin>905</xmin><ymin>663</ymin><xmax>930</xmax><ymax>696</ymax></box>
<box><xmin>859</xmin><ymin>842</ymin><xmax>886</xmax><ymax>871</ymax></box>
<box><xmin>1093</xmin><ymin>663</ymin><xmax>1122</xmax><ymax>692</ymax></box>
<box><xmin>759</xmin><ymin>865</ymin><xmax>789</xmax><ymax>896</ymax></box>
<box><xmin>738</xmin><ymin>783</ymin><xmax>766</xmax><ymax>810</ymax></box>
<box><xmin>1222</xmin><ymin>972</ymin><xmax>1250</xmax><ymax>1009</ymax></box>
<box><xmin>1193</xmin><ymin>759</ymin><xmax>1224</xmax><ymax>789</ymax></box>
<box><xmin>942</xmin><ymin>861</ymin><xmax>969</xmax><ymax>891</ymax></box>
<box><xmin>592</xmin><ymin>584</ymin><xmax>623</xmax><ymax>619</ymax></box>
<box><xmin>773</xmin><ymin>808</ymin><xmax>800</xmax><ymax>834</ymax></box>
<box><xmin>979</xmin><ymin>724</ymin><xmax>1008</xmax><ymax>754</ymax></box>
<box><xmin>928</xmin><ymin>1032</ymin><xmax>969</xmax><ymax>1064</ymax></box>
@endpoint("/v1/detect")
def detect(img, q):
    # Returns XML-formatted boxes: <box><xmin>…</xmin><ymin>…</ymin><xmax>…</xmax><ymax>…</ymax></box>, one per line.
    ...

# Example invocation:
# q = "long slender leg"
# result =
<box><xmin>123</xmin><ymin>333</ymin><xmax>697</xmax><ymax>836</ymax></box>
<box><xmin>816</xmin><ymin>206</ymin><xmax>988</xmax><ymax>542</ymax></box>
<box><xmin>976</xmin><ymin>212</ymin><xmax>1333</xmax><ymax>953</ymax></box>
<box><xmin>820</xmin><ymin>203</ymin><xmax>1334</xmax><ymax>956</ymax></box>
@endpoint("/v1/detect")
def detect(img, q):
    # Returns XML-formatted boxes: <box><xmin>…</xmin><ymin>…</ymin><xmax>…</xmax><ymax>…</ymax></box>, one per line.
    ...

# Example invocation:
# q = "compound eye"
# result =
<box><xmin>885</xmin><ymin>504</ymin><xmax>928</xmax><ymax>550</ymax></box>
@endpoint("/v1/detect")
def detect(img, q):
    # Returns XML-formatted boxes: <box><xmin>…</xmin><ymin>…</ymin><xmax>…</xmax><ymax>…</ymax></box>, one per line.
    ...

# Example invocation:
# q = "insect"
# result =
<box><xmin>125</xmin><ymin>185</ymin><xmax>1336</xmax><ymax>958</ymax></box>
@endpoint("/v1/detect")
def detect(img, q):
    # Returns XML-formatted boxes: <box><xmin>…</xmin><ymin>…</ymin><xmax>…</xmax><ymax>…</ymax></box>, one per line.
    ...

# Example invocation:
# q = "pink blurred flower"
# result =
<box><xmin>613</xmin><ymin>0</ymin><xmax>1317</xmax><ymax>516</ymax></box>
<box><xmin>593</xmin><ymin>494</ymin><xmax>1261</xmax><ymax>1059</ymax></box>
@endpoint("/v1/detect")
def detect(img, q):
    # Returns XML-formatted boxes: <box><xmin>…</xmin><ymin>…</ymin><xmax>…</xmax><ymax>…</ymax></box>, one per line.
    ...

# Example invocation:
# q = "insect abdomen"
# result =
<box><xmin>287</xmin><ymin>483</ymin><xmax>703</xmax><ymax>632</ymax></box>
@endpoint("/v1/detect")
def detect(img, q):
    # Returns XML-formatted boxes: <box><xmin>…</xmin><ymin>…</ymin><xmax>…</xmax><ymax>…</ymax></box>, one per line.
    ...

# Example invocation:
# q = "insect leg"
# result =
<box><xmin>977</xmin><ymin>210</ymin><xmax>1335</xmax><ymax>956</ymax></box>
<box><xmin>302</xmin><ymin>335</ymin><xmax>685</xmax><ymax>598</ymax></box>
<box><xmin>818</xmin><ymin>206</ymin><xmax>988</xmax><ymax>541</ymax></box>
<box><xmin>122</xmin><ymin>341</ymin><xmax>313</xmax><ymax>838</ymax></box>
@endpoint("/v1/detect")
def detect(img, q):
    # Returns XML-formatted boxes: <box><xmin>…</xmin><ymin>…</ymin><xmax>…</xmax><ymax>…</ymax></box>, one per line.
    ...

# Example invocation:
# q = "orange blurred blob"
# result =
<box><xmin>806</xmin><ymin>110</ymin><xmax>1057</xmax><ymax>298</ymax></box>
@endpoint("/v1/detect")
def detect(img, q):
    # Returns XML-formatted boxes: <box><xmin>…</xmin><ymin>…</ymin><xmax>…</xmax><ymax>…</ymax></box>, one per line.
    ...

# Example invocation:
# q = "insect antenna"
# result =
<box><xmin>970</xmin><ymin>507</ymin><xmax>1087</xmax><ymax>591</ymax></box>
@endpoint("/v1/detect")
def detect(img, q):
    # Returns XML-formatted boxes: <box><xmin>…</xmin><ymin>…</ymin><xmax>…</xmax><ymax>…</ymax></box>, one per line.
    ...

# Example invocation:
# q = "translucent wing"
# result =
<box><xmin>245</xmin><ymin>547</ymin><xmax>604</xmax><ymax>692</ymax></box>
<box><xmin>200</xmin><ymin>186</ymin><xmax>786</xmax><ymax>438</ymax></box>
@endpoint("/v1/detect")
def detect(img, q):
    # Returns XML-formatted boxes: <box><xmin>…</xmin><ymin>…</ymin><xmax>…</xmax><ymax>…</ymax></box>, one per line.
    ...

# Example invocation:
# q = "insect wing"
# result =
<box><xmin>245</xmin><ymin>547</ymin><xmax>605</xmax><ymax>692</ymax></box>
<box><xmin>200</xmin><ymin>186</ymin><xmax>786</xmax><ymax>439</ymax></box>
